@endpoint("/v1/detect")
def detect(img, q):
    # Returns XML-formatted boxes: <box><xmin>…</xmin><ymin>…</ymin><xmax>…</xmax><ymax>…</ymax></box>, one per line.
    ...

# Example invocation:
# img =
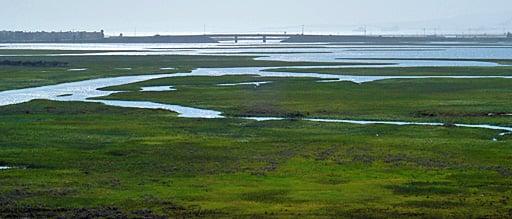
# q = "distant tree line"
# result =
<box><xmin>0</xmin><ymin>60</ymin><xmax>68</xmax><ymax>67</ymax></box>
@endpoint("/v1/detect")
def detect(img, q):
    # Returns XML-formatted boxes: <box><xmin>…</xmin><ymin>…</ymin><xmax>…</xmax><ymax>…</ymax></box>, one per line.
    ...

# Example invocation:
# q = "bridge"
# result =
<box><xmin>204</xmin><ymin>34</ymin><xmax>293</xmax><ymax>43</ymax></box>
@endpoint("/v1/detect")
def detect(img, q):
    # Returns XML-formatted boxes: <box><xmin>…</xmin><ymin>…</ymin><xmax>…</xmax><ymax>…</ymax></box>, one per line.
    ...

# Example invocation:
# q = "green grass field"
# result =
<box><xmin>100</xmin><ymin>75</ymin><xmax>512</xmax><ymax>125</ymax></box>
<box><xmin>0</xmin><ymin>52</ymin><xmax>511</xmax><ymax>217</ymax></box>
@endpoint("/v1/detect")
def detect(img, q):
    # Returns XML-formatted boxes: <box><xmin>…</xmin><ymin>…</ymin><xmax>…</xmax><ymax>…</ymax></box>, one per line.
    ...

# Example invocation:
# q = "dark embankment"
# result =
<box><xmin>0</xmin><ymin>60</ymin><xmax>68</xmax><ymax>67</ymax></box>
<box><xmin>283</xmin><ymin>35</ymin><xmax>512</xmax><ymax>44</ymax></box>
<box><xmin>98</xmin><ymin>35</ymin><xmax>218</xmax><ymax>43</ymax></box>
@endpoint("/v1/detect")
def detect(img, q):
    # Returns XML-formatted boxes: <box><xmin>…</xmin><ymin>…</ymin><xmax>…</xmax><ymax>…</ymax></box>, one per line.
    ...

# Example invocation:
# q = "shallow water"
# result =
<box><xmin>0</xmin><ymin>72</ymin><xmax>224</xmax><ymax>118</ymax></box>
<box><xmin>243</xmin><ymin>117</ymin><xmax>285</xmax><ymax>121</ymax></box>
<box><xmin>0</xmin><ymin>166</ymin><xmax>11</xmax><ymax>170</ymax></box>
<box><xmin>0</xmin><ymin>74</ymin><xmax>174</xmax><ymax>106</ymax></box>
<box><xmin>67</xmin><ymin>68</ymin><xmax>88</xmax><ymax>72</ymax></box>
<box><xmin>243</xmin><ymin>117</ymin><xmax>512</xmax><ymax>136</ymax></box>
<box><xmin>140</xmin><ymin>86</ymin><xmax>176</xmax><ymax>91</ymax></box>
<box><xmin>92</xmin><ymin>100</ymin><xmax>223</xmax><ymax>118</ymax></box>
<box><xmin>191</xmin><ymin>67</ymin><xmax>512</xmax><ymax>84</ymax></box>
<box><xmin>2</xmin><ymin>43</ymin><xmax>512</xmax><ymax>67</ymax></box>
<box><xmin>305</xmin><ymin>118</ymin><xmax>512</xmax><ymax>133</ymax></box>
<box><xmin>115</xmin><ymin>67</ymin><xmax>133</xmax><ymax>70</ymax></box>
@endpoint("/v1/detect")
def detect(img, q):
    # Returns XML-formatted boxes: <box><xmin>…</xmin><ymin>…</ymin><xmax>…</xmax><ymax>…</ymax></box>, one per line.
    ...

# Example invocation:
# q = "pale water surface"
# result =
<box><xmin>2</xmin><ymin>43</ymin><xmax>512</xmax><ymax>67</ymax></box>
<box><xmin>140</xmin><ymin>86</ymin><xmax>176</xmax><ymax>91</ymax></box>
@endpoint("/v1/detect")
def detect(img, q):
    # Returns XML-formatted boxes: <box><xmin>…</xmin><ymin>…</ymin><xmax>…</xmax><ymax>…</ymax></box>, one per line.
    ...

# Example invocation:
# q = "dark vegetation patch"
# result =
<box><xmin>315</xmin><ymin>145</ymin><xmax>339</xmax><ymax>161</ymax></box>
<box><xmin>0</xmin><ymin>200</ymin><xmax>224</xmax><ymax>218</ymax></box>
<box><xmin>446</xmin><ymin>172</ymin><xmax>512</xmax><ymax>192</ymax></box>
<box><xmin>0</xmin><ymin>206</ymin><xmax>132</xmax><ymax>218</ymax></box>
<box><xmin>480</xmin><ymin>166</ymin><xmax>512</xmax><ymax>177</ymax></box>
<box><xmin>241</xmin><ymin>190</ymin><xmax>291</xmax><ymax>203</ymax></box>
<box><xmin>387</xmin><ymin>181</ymin><xmax>462</xmax><ymax>196</ymax></box>
<box><xmin>413</xmin><ymin>110</ymin><xmax>511</xmax><ymax>118</ymax></box>
<box><xmin>0</xmin><ymin>99</ymin><xmax>171</xmax><ymax>116</ymax></box>
<box><xmin>325</xmin><ymin>207</ymin><xmax>428</xmax><ymax>219</ymax></box>
<box><xmin>139</xmin><ymin>196</ymin><xmax>225</xmax><ymax>217</ymax></box>
<box><xmin>240</xmin><ymin>104</ymin><xmax>310</xmax><ymax>119</ymax></box>
<box><xmin>0</xmin><ymin>189</ymin><xmax>32</xmax><ymax>206</ymax></box>
<box><xmin>0</xmin><ymin>188</ymin><xmax>76</xmax><ymax>206</ymax></box>
<box><xmin>315</xmin><ymin>145</ymin><xmax>377</xmax><ymax>165</ymax></box>
<box><xmin>401</xmin><ymin>200</ymin><xmax>465</xmax><ymax>209</ymax></box>
<box><xmin>316</xmin><ymin>177</ymin><xmax>350</xmax><ymax>185</ymax></box>
<box><xmin>342</xmin><ymin>146</ymin><xmax>375</xmax><ymax>165</ymax></box>
<box><xmin>252</xmin><ymin>148</ymin><xmax>297</xmax><ymax>175</ymax></box>
<box><xmin>384</xmin><ymin>154</ymin><xmax>451</xmax><ymax>169</ymax></box>
<box><xmin>0</xmin><ymin>60</ymin><xmax>68</xmax><ymax>67</ymax></box>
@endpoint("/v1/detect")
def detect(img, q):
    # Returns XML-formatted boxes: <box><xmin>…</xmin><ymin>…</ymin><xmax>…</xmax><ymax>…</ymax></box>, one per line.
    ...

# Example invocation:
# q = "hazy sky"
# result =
<box><xmin>2</xmin><ymin>0</ymin><xmax>512</xmax><ymax>35</ymax></box>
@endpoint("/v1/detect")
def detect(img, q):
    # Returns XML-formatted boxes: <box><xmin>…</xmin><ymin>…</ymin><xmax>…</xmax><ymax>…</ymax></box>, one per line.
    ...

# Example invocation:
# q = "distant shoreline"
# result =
<box><xmin>1</xmin><ymin>30</ymin><xmax>512</xmax><ymax>44</ymax></box>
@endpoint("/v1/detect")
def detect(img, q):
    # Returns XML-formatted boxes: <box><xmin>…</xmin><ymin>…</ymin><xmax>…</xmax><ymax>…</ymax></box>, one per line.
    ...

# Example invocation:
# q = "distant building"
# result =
<box><xmin>0</xmin><ymin>30</ymin><xmax>104</xmax><ymax>43</ymax></box>
<box><xmin>508</xmin><ymin>32</ymin><xmax>512</xmax><ymax>38</ymax></box>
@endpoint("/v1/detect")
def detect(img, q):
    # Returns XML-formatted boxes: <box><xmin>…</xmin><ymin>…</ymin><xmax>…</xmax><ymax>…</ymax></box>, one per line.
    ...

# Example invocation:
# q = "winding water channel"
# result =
<box><xmin>2</xmin><ymin>43</ymin><xmax>512</xmax><ymax>135</ymax></box>
<box><xmin>1</xmin><ymin>66</ymin><xmax>511</xmax><ymax>135</ymax></box>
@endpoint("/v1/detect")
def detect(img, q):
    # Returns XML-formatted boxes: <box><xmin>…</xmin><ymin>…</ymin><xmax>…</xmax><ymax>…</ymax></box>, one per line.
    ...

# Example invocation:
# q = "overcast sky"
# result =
<box><xmin>2</xmin><ymin>0</ymin><xmax>512</xmax><ymax>35</ymax></box>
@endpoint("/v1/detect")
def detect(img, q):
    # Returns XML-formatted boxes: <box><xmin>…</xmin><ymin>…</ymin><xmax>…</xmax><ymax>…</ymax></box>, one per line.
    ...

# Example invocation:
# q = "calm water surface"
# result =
<box><xmin>2</xmin><ymin>42</ymin><xmax>512</xmax><ymax>66</ymax></box>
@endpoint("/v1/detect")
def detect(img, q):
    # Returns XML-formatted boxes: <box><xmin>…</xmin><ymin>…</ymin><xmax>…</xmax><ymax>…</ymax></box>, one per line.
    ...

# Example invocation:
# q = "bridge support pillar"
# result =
<box><xmin>234</xmin><ymin>35</ymin><xmax>238</xmax><ymax>43</ymax></box>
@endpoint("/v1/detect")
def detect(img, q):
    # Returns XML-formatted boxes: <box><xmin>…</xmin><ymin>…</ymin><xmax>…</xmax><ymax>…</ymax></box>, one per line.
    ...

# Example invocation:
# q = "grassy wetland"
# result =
<box><xmin>1</xmin><ymin>51</ymin><xmax>512</xmax><ymax>217</ymax></box>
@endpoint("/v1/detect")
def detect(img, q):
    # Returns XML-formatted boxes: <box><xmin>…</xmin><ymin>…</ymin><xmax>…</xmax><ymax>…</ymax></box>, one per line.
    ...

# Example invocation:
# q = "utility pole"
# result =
<box><xmin>301</xmin><ymin>25</ymin><xmax>305</xmax><ymax>35</ymax></box>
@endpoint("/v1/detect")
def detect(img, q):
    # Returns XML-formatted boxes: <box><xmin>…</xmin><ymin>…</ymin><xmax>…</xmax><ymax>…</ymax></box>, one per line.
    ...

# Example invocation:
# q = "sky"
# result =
<box><xmin>2</xmin><ymin>0</ymin><xmax>512</xmax><ymax>35</ymax></box>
